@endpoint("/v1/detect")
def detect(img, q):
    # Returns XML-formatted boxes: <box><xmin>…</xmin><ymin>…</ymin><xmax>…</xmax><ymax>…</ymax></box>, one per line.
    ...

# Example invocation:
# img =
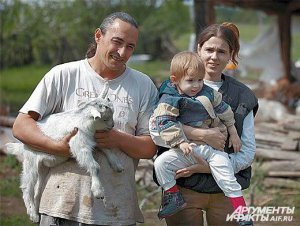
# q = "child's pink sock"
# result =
<box><xmin>230</xmin><ymin>196</ymin><xmax>247</xmax><ymax>213</ymax></box>
<box><xmin>166</xmin><ymin>185</ymin><xmax>179</xmax><ymax>193</ymax></box>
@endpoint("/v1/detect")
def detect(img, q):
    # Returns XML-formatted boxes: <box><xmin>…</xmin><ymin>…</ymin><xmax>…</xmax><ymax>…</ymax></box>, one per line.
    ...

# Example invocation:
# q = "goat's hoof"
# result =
<box><xmin>113</xmin><ymin>164</ymin><xmax>124</xmax><ymax>173</ymax></box>
<box><xmin>93</xmin><ymin>191</ymin><xmax>104</xmax><ymax>199</ymax></box>
<box><xmin>94</xmin><ymin>195</ymin><xmax>104</xmax><ymax>199</ymax></box>
<box><xmin>116</xmin><ymin>168</ymin><xmax>124</xmax><ymax>173</ymax></box>
<box><xmin>103</xmin><ymin>200</ymin><xmax>117</xmax><ymax>210</ymax></box>
<box><xmin>96</xmin><ymin>196</ymin><xmax>105</xmax><ymax>200</ymax></box>
<box><xmin>95</xmin><ymin>195</ymin><xmax>104</xmax><ymax>200</ymax></box>
<box><xmin>30</xmin><ymin>213</ymin><xmax>40</xmax><ymax>223</ymax></box>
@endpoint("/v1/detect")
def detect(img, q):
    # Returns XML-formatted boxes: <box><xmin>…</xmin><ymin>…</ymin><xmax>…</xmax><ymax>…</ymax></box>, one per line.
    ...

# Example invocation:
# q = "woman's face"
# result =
<box><xmin>198</xmin><ymin>37</ymin><xmax>231</xmax><ymax>81</ymax></box>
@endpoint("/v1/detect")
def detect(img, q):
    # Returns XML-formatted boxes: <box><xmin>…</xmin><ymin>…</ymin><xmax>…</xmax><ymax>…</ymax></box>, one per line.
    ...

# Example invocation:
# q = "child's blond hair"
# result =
<box><xmin>170</xmin><ymin>51</ymin><xmax>205</xmax><ymax>82</ymax></box>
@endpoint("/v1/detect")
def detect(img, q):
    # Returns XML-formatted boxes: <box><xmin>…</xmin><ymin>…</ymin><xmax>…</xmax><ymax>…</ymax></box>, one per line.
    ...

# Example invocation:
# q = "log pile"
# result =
<box><xmin>254</xmin><ymin>120</ymin><xmax>300</xmax><ymax>189</ymax></box>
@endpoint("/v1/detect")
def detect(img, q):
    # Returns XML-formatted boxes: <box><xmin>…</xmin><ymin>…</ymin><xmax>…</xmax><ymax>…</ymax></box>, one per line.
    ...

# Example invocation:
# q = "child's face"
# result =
<box><xmin>176</xmin><ymin>74</ymin><xmax>204</xmax><ymax>97</ymax></box>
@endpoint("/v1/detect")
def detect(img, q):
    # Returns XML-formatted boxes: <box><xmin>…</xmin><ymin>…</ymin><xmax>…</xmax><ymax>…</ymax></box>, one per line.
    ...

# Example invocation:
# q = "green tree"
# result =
<box><xmin>1</xmin><ymin>0</ymin><xmax>34</xmax><ymax>68</ymax></box>
<box><xmin>0</xmin><ymin>0</ymin><xmax>192</xmax><ymax>68</ymax></box>
<box><xmin>140</xmin><ymin>0</ymin><xmax>192</xmax><ymax>59</ymax></box>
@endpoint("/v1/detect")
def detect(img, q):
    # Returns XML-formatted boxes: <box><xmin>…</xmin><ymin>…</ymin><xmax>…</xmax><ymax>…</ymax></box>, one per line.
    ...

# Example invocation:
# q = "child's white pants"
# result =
<box><xmin>154</xmin><ymin>145</ymin><xmax>242</xmax><ymax>198</ymax></box>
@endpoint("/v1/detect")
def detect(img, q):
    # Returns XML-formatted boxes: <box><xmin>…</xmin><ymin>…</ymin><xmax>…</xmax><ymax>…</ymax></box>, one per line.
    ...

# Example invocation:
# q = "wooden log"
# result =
<box><xmin>260</xmin><ymin>161</ymin><xmax>300</xmax><ymax>172</ymax></box>
<box><xmin>256</xmin><ymin>143</ymin><xmax>282</xmax><ymax>150</ymax></box>
<box><xmin>281</xmin><ymin>139</ymin><xmax>298</xmax><ymax>151</ymax></box>
<box><xmin>255</xmin><ymin>133</ymin><xmax>286</xmax><ymax>145</ymax></box>
<box><xmin>255</xmin><ymin>148</ymin><xmax>300</xmax><ymax>160</ymax></box>
<box><xmin>267</xmin><ymin>171</ymin><xmax>300</xmax><ymax>177</ymax></box>
<box><xmin>255</xmin><ymin>122</ymin><xmax>288</xmax><ymax>134</ymax></box>
<box><xmin>255</xmin><ymin>124</ymin><xmax>300</xmax><ymax>151</ymax></box>
<box><xmin>287</xmin><ymin>131</ymin><xmax>300</xmax><ymax>140</ymax></box>
<box><xmin>283</xmin><ymin>121</ymin><xmax>300</xmax><ymax>132</ymax></box>
<box><xmin>0</xmin><ymin>116</ymin><xmax>15</xmax><ymax>128</ymax></box>
<box><xmin>264</xmin><ymin>178</ymin><xmax>300</xmax><ymax>189</ymax></box>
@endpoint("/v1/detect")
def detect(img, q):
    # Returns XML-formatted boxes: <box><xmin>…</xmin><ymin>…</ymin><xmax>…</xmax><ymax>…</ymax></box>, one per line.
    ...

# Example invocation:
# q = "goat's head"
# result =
<box><xmin>79</xmin><ymin>98</ymin><xmax>114</xmax><ymax>130</ymax></box>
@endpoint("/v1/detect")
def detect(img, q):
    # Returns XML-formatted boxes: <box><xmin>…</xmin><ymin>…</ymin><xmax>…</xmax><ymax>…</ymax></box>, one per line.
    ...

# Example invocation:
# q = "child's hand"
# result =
<box><xmin>228</xmin><ymin>134</ymin><xmax>242</xmax><ymax>153</ymax></box>
<box><xmin>179</xmin><ymin>142</ymin><xmax>196</xmax><ymax>155</ymax></box>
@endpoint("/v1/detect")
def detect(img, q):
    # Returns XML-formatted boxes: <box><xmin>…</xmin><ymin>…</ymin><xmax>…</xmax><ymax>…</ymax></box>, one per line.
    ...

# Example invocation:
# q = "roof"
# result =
<box><xmin>212</xmin><ymin>0</ymin><xmax>300</xmax><ymax>15</ymax></box>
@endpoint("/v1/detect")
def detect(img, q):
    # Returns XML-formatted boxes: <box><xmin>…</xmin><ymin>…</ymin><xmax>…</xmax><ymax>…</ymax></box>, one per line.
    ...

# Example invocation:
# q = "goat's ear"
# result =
<box><xmin>90</xmin><ymin>107</ymin><xmax>101</xmax><ymax>120</ymax></box>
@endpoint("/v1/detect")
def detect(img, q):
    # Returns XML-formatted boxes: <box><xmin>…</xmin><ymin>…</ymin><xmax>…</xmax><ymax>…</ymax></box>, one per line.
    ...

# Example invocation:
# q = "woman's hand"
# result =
<box><xmin>228</xmin><ymin>125</ymin><xmax>242</xmax><ymax>153</ymax></box>
<box><xmin>175</xmin><ymin>154</ymin><xmax>210</xmax><ymax>179</ymax></box>
<box><xmin>229</xmin><ymin>133</ymin><xmax>242</xmax><ymax>153</ymax></box>
<box><xmin>202</xmin><ymin>127</ymin><xmax>226</xmax><ymax>150</ymax></box>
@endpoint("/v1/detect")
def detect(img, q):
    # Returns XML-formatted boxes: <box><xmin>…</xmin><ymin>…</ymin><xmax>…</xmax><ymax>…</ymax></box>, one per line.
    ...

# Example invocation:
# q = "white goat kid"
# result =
<box><xmin>5</xmin><ymin>98</ymin><xmax>124</xmax><ymax>223</ymax></box>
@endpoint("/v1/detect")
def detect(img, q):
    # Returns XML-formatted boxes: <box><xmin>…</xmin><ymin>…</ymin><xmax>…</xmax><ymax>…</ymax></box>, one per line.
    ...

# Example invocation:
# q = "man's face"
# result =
<box><xmin>96</xmin><ymin>19</ymin><xmax>138</xmax><ymax>77</ymax></box>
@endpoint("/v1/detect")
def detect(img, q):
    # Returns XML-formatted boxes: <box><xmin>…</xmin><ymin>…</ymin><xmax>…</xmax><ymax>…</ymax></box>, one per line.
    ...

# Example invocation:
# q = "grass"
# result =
<box><xmin>237</xmin><ymin>23</ymin><xmax>261</xmax><ymax>42</ymax></box>
<box><xmin>173</xmin><ymin>32</ymin><xmax>191</xmax><ymax>51</ymax></box>
<box><xmin>0</xmin><ymin>155</ymin><xmax>21</xmax><ymax>197</ymax></box>
<box><xmin>0</xmin><ymin>155</ymin><xmax>36</xmax><ymax>226</ymax></box>
<box><xmin>0</xmin><ymin>64</ymin><xmax>51</xmax><ymax>115</ymax></box>
<box><xmin>129</xmin><ymin>60</ymin><xmax>170</xmax><ymax>80</ymax></box>
<box><xmin>0</xmin><ymin>215</ymin><xmax>36</xmax><ymax>226</ymax></box>
<box><xmin>292</xmin><ymin>32</ymin><xmax>300</xmax><ymax>61</ymax></box>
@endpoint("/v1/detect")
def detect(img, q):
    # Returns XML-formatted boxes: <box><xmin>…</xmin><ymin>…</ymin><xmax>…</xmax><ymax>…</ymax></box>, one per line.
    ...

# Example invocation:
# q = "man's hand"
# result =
<box><xmin>55</xmin><ymin>127</ymin><xmax>78</xmax><ymax>156</ymax></box>
<box><xmin>94</xmin><ymin>129</ymin><xmax>156</xmax><ymax>159</ymax></box>
<box><xmin>175</xmin><ymin>154</ymin><xmax>210</xmax><ymax>179</ymax></box>
<box><xmin>94</xmin><ymin>128</ymin><xmax>119</xmax><ymax>149</ymax></box>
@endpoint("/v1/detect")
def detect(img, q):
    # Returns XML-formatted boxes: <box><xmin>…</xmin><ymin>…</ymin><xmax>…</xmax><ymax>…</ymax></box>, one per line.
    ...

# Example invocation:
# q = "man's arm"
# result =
<box><xmin>12</xmin><ymin>112</ymin><xmax>77</xmax><ymax>157</ymax></box>
<box><xmin>95</xmin><ymin>129</ymin><xmax>156</xmax><ymax>159</ymax></box>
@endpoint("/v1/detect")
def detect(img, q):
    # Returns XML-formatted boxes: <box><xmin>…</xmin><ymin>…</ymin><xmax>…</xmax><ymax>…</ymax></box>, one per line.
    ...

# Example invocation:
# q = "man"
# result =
<box><xmin>12</xmin><ymin>12</ymin><xmax>158</xmax><ymax>226</ymax></box>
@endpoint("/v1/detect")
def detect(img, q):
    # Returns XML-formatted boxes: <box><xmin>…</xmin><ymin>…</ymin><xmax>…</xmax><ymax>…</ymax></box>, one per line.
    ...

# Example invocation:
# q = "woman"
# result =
<box><xmin>151</xmin><ymin>22</ymin><xmax>258</xmax><ymax>226</ymax></box>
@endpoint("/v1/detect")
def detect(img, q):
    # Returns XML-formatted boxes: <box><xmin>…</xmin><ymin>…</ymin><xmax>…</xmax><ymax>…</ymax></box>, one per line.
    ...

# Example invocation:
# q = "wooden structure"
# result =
<box><xmin>194</xmin><ymin>0</ymin><xmax>300</xmax><ymax>82</ymax></box>
<box><xmin>254</xmin><ymin>120</ymin><xmax>300</xmax><ymax>190</ymax></box>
